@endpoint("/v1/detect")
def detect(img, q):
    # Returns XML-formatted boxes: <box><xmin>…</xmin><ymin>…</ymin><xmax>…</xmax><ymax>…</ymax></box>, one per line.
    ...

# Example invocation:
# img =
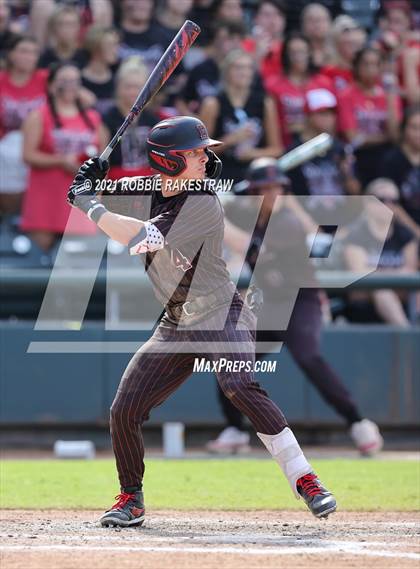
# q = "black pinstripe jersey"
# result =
<box><xmin>103</xmin><ymin>175</ymin><xmax>232</xmax><ymax>307</ymax></box>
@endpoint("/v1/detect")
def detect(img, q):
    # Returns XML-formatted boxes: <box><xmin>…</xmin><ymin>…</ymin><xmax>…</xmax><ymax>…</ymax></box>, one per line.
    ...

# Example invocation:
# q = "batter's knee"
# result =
<box><xmin>219</xmin><ymin>377</ymin><xmax>242</xmax><ymax>401</ymax></box>
<box><xmin>219</xmin><ymin>376</ymin><xmax>268</xmax><ymax>404</ymax></box>
<box><xmin>110</xmin><ymin>393</ymin><xmax>144</xmax><ymax>427</ymax></box>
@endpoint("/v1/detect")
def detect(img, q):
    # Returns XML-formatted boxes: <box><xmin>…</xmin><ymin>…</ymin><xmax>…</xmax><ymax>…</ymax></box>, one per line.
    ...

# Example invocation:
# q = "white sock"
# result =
<box><xmin>257</xmin><ymin>427</ymin><xmax>312</xmax><ymax>499</ymax></box>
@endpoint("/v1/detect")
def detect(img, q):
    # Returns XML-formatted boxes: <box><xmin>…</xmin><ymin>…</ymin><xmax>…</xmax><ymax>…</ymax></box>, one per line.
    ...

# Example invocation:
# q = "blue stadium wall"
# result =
<box><xmin>1</xmin><ymin>323</ymin><xmax>419</xmax><ymax>427</ymax></box>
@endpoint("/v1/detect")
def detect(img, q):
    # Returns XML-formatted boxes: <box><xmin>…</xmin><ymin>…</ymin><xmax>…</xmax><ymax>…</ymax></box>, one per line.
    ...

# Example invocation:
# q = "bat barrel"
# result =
<box><xmin>278</xmin><ymin>133</ymin><xmax>333</xmax><ymax>173</ymax></box>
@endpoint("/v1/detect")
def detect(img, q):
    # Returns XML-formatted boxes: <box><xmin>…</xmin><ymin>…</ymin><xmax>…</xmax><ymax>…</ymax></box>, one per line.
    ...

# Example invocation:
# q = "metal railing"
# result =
<box><xmin>1</xmin><ymin>267</ymin><xmax>420</xmax><ymax>292</ymax></box>
<box><xmin>1</xmin><ymin>267</ymin><xmax>419</xmax><ymax>322</ymax></box>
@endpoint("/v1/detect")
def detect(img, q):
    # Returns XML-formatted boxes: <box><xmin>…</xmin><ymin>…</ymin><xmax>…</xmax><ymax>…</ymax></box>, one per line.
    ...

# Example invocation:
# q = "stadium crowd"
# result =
<box><xmin>0</xmin><ymin>0</ymin><xmax>419</xmax><ymax>326</ymax></box>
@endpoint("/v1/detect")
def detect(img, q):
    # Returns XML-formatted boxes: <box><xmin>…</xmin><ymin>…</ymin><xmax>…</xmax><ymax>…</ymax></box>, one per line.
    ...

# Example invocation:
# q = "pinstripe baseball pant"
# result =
<box><xmin>110</xmin><ymin>297</ymin><xmax>288</xmax><ymax>490</ymax></box>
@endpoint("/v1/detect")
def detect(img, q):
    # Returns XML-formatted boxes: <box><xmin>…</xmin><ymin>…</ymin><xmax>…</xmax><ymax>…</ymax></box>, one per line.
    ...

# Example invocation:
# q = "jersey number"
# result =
<box><xmin>170</xmin><ymin>248</ymin><xmax>193</xmax><ymax>272</ymax></box>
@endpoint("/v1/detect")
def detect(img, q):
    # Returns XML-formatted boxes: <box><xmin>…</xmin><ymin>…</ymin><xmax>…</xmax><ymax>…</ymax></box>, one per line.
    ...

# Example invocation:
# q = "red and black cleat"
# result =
<box><xmin>296</xmin><ymin>473</ymin><xmax>337</xmax><ymax>519</ymax></box>
<box><xmin>99</xmin><ymin>491</ymin><xmax>145</xmax><ymax>528</ymax></box>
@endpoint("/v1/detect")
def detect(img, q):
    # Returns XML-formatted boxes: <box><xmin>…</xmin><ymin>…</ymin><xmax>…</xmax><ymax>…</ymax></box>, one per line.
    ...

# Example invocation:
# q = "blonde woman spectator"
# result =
<box><xmin>38</xmin><ymin>5</ymin><xmax>86</xmax><ymax>69</ymax></box>
<box><xmin>0</xmin><ymin>36</ymin><xmax>47</xmax><ymax>214</ymax></box>
<box><xmin>30</xmin><ymin>0</ymin><xmax>113</xmax><ymax>50</ymax></box>
<box><xmin>81</xmin><ymin>26</ymin><xmax>120</xmax><ymax>114</ymax></box>
<box><xmin>21</xmin><ymin>63</ymin><xmax>107</xmax><ymax>251</ymax></box>
<box><xmin>301</xmin><ymin>3</ymin><xmax>332</xmax><ymax>69</ymax></box>
<box><xmin>343</xmin><ymin>178</ymin><xmax>418</xmax><ymax>327</ymax></box>
<box><xmin>102</xmin><ymin>58</ymin><xmax>161</xmax><ymax>180</ymax></box>
<box><xmin>200</xmin><ymin>49</ymin><xmax>282</xmax><ymax>183</ymax></box>
<box><xmin>320</xmin><ymin>15</ymin><xmax>366</xmax><ymax>93</ymax></box>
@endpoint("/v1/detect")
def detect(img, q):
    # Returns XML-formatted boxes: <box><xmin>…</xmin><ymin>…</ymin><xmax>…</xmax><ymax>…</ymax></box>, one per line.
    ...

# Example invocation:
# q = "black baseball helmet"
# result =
<box><xmin>146</xmin><ymin>116</ymin><xmax>222</xmax><ymax>176</ymax></box>
<box><xmin>234</xmin><ymin>157</ymin><xmax>290</xmax><ymax>194</ymax></box>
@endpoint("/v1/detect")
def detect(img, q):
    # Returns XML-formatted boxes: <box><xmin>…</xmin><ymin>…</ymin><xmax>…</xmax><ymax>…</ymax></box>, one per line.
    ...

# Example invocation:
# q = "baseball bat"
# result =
<box><xmin>99</xmin><ymin>20</ymin><xmax>201</xmax><ymax>163</ymax></box>
<box><xmin>278</xmin><ymin>133</ymin><xmax>333</xmax><ymax>172</ymax></box>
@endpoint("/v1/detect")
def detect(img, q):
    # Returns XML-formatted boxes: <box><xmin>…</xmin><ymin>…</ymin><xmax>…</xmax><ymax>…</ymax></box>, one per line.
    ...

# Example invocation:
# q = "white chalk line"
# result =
<box><xmin>1</xmin><ymin>543</ymin><xmax>419</xmax><ymax>560</ymax></box>
<box><xmin>1</xmin><ymin>533</ymin><xmax>417</xmax><ymax>549</ymax></box>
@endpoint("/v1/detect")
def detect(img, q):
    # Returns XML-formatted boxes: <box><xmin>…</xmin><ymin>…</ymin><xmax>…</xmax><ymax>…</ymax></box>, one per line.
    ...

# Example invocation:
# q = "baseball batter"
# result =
<box><xmin>67</xmin><ymin>116</ymin><xmax>337</xmax><ymax>527</ymax></box>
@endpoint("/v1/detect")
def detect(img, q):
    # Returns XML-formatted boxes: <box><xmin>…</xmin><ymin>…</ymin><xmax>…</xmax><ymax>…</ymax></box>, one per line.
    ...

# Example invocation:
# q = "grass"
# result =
<box><xmin>0</xmin><ymin>459</ymin><xmax>419</xmax><ymax>511</ymax></box>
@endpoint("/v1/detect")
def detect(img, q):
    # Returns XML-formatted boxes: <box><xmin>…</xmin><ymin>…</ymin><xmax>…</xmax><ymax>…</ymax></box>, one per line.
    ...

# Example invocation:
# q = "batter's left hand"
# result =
<box><xmin>67</xmin><ymin>157</ymin><xmax>109</xmax><ymax>219</ymax></box>
<box><xmin>79</xmin><ymin>157</ymin><xmax>109</xmax><ymax>184</ymax></box>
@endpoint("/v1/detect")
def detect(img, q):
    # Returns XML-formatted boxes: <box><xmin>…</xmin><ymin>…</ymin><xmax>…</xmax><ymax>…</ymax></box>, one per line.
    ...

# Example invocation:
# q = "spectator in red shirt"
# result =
<box><xmin>0</xmin><ymin>35</ymin><xmax>47</xmax><ymax>214</ymax></box>
<box><xmin>242</xmin><ymin>0</ymin><xmax>287</xmax><ymax>85</ymax></box>
<box><xmin>382</xmin><ymin>0</ymin><xmax>414</xmax><ymax>40</ymax></box>
<box><xmin>21</xmin><ymin>62</ymin><xmax>107</xmax><ymax>251</ymax></box>
<box><xmin>301</xmin><ymin>3</ymin><xmax>332</xmax><ymax>69</ymax></box>
<box><xmin>265</xmin><ymin>33</ymin><xmax>332</xmax><ymax>147</ymax></box>
<box><xmin>375</xmin><ymin>1</ymin><xmax>420</xmax><ymax>104</ymax></box>
<box><xmin>320</xmin><ymin>15</ymin><xmax>366</xmax><ymax>94</ymax></box>
<box><xmin>337</xmin><ymin>46</ymin><xmax>402</xmax><ymax>187</ymax></box>
<box><xmin>401</xmin><ymin>43</ymin><xmax>420</xmax><ymax>105</ymax></box>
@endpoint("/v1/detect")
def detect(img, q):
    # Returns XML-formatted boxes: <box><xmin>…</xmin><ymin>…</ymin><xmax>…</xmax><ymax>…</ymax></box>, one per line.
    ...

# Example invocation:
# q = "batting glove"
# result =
<box><xmin>205</xmin><ymin>149</ymin><xmax>222</xmax><ymax>179</ymax></box>
<box><xmin>67</xmin><ymin>157</ymin><xmax>109</xmax><ymax>223</ymax></box>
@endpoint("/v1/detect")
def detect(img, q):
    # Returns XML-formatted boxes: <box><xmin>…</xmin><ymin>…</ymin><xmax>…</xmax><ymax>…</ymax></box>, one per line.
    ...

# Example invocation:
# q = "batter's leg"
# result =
<box><xmin>213</xmin><ymin>329</ymin><xmax>282</xmax><ymax>431</ymax></box>
<box><xmin>210</xmin><ymin>301</ymin><xmax>336</xmax><ymax>517</ymax></box>
<box><xmin>110</xmin><ymin>331</ymin><xmax>195</xmax><ymax>492</ymax></box>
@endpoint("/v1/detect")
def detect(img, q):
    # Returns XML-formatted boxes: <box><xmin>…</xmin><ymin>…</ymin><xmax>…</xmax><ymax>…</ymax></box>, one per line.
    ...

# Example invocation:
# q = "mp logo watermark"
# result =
<box><xmin>27</xmin><ymin>195</ymin><xmax>393</xmax><ymax>355</ymax></box>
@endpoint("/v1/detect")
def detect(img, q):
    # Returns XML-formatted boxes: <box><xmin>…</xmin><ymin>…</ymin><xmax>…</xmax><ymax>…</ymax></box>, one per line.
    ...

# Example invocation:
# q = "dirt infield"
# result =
<box><xmin>1</xmin><ymin>510</ymin><xmax>419</xmax><ymax>569</ymax></box>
